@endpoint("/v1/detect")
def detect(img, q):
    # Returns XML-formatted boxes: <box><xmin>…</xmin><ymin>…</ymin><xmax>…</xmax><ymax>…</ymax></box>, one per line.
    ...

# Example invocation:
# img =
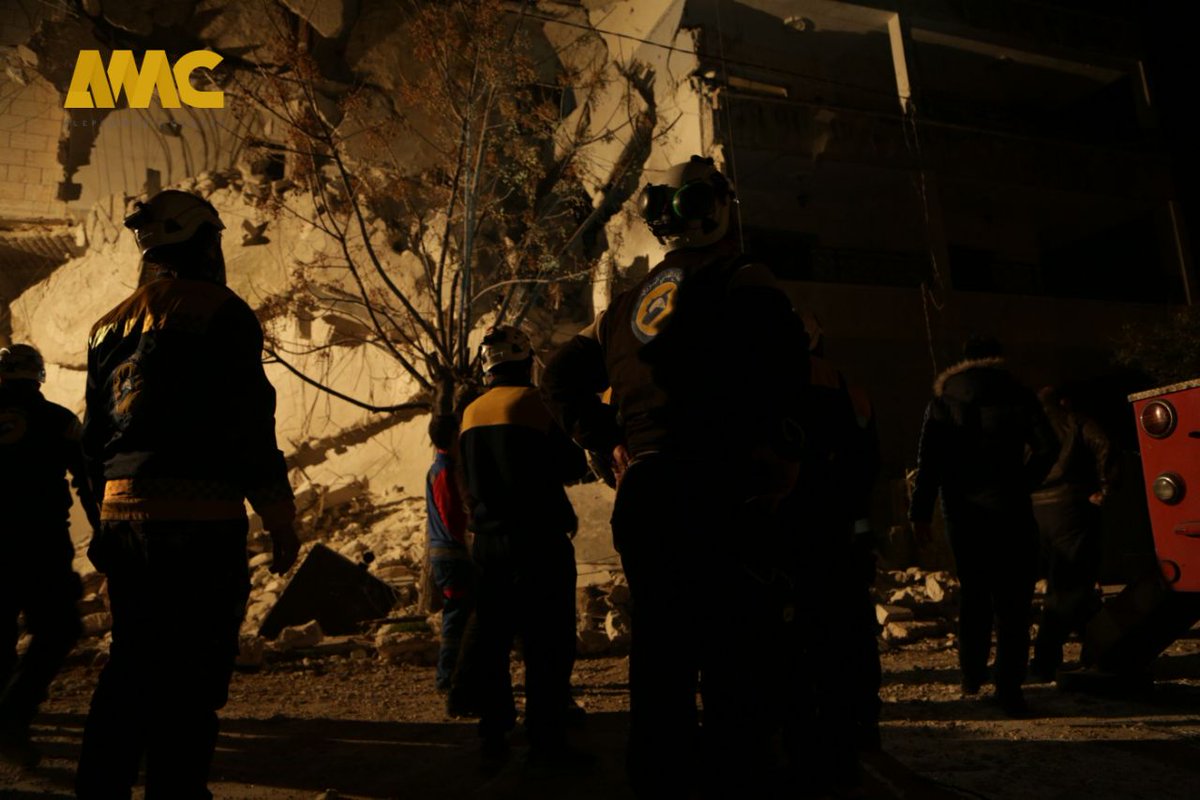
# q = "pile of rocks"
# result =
<box><xmin>873</xmin><ymin>568</ymin><xmax>960</xmax><ymax>646</ymax></box>
<box><xmin>576</xmin><ymin>574</ymin><xmax>633</xmax><ymax>657</ymax></box>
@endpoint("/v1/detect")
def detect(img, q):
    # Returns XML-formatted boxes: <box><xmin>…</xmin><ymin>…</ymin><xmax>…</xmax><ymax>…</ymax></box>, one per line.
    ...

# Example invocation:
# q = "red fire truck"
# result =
<box><xmin>1071</xmin><ymin>380</ymin><xmax>1200</xmax><ymax>685</ymax></box>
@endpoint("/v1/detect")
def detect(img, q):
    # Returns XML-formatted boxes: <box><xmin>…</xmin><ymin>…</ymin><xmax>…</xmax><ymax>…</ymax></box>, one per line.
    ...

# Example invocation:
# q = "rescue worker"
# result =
<box><xmin>0</xmin><ymin>344</ymin><xmax>99</xmax><ymax>769</ymax></box>
<box><xmin>455</xmin><ymin>326</ymin><xmax>588</xmax><ymax>768</ymax></box>
<box><xmin>1030</xmin><ymin>386</ymin><xmax>1113</xmax><ymax>681</ymax></box>
<box><xmin>425</xmin><ymin>411</ymin><xmax>473</xmax><ymax>694</ymax></box>
<box><xmin>780</xmin><ymin>313</ymin><xmax>881</xmax><ymax>794</ymax></box>
<box><xmin>909</xmin><ymin>335</ymin><xmax>1058</xmax><ymax>716</ymax></box>
<box><xmin>75</xmin><ymin>190</ymin><xmax>299</xmax><ymax>799</ymax></box>
<box><xmin>542</xmin><ymin>156</ymin><xmax>809</xmax><ymax>797</ymax></box>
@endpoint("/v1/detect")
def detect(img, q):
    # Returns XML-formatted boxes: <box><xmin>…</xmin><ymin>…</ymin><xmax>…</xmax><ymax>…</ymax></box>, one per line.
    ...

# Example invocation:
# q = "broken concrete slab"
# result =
<box><xmin>279</xmin><ymin>0</ymin><xmax>351</xmax><ymax>39</ymax></box>
<box><xmin>883</xmin><ymin>619</ymin><xmax>943</xmax><ymax>644</ymax></box>
<box><xmin>374</xmin><ymin>625</ymin><xmax>437</xmax><ymax>665</ymax></box>
<box><xmin>259</xmin><ymin>543</ymin><xmax>397</xmax><ymax>638</ymax></box>
<box><xmin>876</xmin><ymin>604</ymin><xmax>915</xmax><ymax>626</ymax></box>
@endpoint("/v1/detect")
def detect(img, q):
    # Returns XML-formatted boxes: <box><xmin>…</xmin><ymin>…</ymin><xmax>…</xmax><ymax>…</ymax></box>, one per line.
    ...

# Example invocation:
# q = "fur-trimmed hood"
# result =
<box><xmin>933</xmin><ymin>356</ymin><xmax>1006</xmax><ymax>397</ymax></box>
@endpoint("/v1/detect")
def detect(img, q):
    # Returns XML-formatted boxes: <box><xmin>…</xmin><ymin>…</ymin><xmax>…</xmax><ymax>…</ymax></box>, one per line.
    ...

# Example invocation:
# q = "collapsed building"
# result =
<box><xmin>0</xmin><ymin>0</ymin><xmax>1192</xmax><ymax>658</ymax></box>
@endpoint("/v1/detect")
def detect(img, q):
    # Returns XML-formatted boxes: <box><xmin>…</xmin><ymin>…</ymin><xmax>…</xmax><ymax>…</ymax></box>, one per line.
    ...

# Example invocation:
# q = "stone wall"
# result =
<box><xmin>0</xmin><ymin>75</ymin><xmax>67</xmax><ymax>220</ymax></box>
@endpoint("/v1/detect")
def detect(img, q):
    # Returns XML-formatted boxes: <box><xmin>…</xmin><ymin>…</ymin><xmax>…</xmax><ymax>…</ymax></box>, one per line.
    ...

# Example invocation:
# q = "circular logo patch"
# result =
<box><xmin>631</xmin><ymin>266</ymin><xmax>682</xmax><ymax>343</ymax></box>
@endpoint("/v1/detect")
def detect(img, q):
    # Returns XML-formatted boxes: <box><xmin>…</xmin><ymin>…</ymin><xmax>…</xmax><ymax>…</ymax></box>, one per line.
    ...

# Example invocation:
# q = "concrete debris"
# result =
<box><xmin>77</xmin><ymin>593</ymin><xmax>107</xmax><ymax>617</ymax></box>
<box><xmin>196</xmin><ymin>0</ymin><xmax>289</xmax><ymax>64</ymax></box>
<box><xmin>80</xmin><ymin>571</ymin><xmax>105</xmax><ymax>597</ymax></box>
<box><xmin>259</xmin><ymin>543</ymin><xmax>397</xmax><ymax>639</ymax></box>
<box><xmin>275</xmin><ymin>619</ymin><xmax>324</xmax><ymax>651</ymax></box>
<box><xmin>375</xmin><ymin>624</ymin><xmax>438</xmax><ymax>666</ymax></box>
<box><xmin>925</xmin><ymin>572</ymin><xmax>955</xmax><ymax>604</ymax></box>
<box><xmin>278</xmin><ymin>0</ymin><xmax>351</xmax><ymax>39</ymax></box>
<box><xmin>81</xmin><ymin>612</ymin><xmax>113</xmax><ymax>637</ymax></box>
<box><xmin>876</xmin><ymin>604</ymin><xmax>915</xmax><ymax>626</ymax></box>
<box><xmin>872</xmin><ymin>566</ymin><xmax>962</xmax><ymax>645</ymax></box>
<box><xmin>883</xmin><ymin>620</ymin><xmax>944</xmax><ymax>644</ymax></box>
<box><xmin>575</xmin><ymin>578</ymin><xmax>632</xmax><ymax>657</ymax></box>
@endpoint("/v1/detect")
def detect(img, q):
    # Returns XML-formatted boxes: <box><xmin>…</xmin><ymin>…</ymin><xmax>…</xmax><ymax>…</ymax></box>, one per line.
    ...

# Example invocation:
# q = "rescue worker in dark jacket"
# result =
<box><xmin>0</xmin><ymin>344</ymin><xmax>100</xmax><ymax>769</ymax></box>
<box><xmin>455</xmin><ymin>326</ymin><xmax>588</xmax><ymax>767</ymax></box>
<box><xmin>780</xmin><ymin>314</ymin><xmax>881</xmax><ymax>795</ymax></box>
<box><xmin>1030</xmin><ymin>386</ymin><xmax>1113</xmax><ymax>681</ymax></box>
<box><xmin>542</xmin><ymin>156</ymin><xmax>809</xmax><ymax>797</ymax></box>
<box><xmin>76</xmin><ymin>190</ymin><xmax>299</xmax><ymax>800</ymax></box>
<box><xmin>909</xmin><ymin>336</ymin><xmax>1058</xmax><ymax>716</ymax></box>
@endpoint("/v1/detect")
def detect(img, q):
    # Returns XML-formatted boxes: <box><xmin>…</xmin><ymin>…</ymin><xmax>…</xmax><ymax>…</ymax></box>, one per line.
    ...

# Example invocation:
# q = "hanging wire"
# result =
<box><xmin>714</xmin><ymin>0</ymin><xmax>745</xmax><ymax>255</ymax></box>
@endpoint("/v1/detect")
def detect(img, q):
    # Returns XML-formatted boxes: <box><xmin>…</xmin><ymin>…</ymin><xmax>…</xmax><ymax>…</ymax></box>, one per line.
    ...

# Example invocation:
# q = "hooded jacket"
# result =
<box><xmin>909</xmin><ymin>357</ymin><xmax>1058</xmax><ymax>525</ymax></box>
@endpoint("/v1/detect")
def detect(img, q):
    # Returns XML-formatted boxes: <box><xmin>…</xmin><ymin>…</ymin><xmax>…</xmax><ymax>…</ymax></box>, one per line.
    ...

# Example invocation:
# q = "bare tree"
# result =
<box><xmin>232</xmin><ymin>0</ymin><xmax>660</xmax><ymax>413</ymax></box>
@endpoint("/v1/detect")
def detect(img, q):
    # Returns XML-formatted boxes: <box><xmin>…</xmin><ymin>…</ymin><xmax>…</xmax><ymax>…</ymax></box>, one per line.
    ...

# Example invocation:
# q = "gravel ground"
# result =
<box><xmin>4</xmin><ymin>634</ymin><xmax>1200</xmax><ymax>799</ymax></box>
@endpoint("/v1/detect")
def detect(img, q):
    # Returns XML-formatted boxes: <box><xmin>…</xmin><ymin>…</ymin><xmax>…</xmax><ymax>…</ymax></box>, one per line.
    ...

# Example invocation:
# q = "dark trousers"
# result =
<box><xmin>463</xmin><ymin>530</ymin><xmax>576</xmax><ymax>750</ymax></box>
<box><xmin>781</xmin><ymin>529</ymin><xmax>877</xmax><ymax>795</ymax></box>
<box><xmin>76</xmin><ymin>519</ymin><xmax>250</xmax><ymax>800</ymax></box>
<box><xmin>1033</xmin><ymin>495</ymin><xmax>1102</xmax><ymax>673</ymax></box>
<box><xmin>948</xmin><ymin>512</ymin><xmax>1038</xmax><ymax>693</ymax></box>
<box><xmin>614</xmin><ymin>456</ymin><xmax>774</xmax><ymax>798</ymax></box>
<box><xmin>431</xmin><ymin>556</ymin><xmax>475</xmax><ymax>691</ymax></box>
<box><xmin>0</xmin><ymin>523</ymin><xmax>82</xmax><ymax>731</ymax></box>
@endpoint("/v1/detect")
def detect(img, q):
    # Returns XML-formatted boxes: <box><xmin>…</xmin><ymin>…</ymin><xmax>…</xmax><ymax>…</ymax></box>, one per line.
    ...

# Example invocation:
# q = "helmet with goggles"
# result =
<box><xmin>638</xmin><ymin>156</ymin><xmax>734</xmax><ymax>250</ymax></box>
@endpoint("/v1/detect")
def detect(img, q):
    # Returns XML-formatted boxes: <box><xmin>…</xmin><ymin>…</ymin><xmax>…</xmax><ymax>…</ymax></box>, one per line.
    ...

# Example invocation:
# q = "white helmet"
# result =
<box><xmin>0</xmin><ymin>344</ymin><xmax>46</xmax><ymax>383</ymax></box>
<box><xmin>638</xmin><ymin>155</ymin><xmax>734</xmax><ymax>250</ymax></box>
<box><xmin>123</xmin><ymin>189</ymin><xmax>225</xmax><ymax>256</ymax></box>
<box><xmin>479</xmin><ymin>325</ymin><xmax>532</xmax><ymax>374</ymax></box>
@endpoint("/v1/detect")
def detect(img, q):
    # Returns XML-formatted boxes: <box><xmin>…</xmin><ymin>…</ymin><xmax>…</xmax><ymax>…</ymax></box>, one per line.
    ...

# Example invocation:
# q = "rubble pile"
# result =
<box><xmin>873</xmin><ymin>568</ymin><xmax>961</xmax><ymax>646</ymax></box>
<box><xmin>575</xmin><ymin>574</ymin><xmax>633</xmax><ymax>657</ymax></box>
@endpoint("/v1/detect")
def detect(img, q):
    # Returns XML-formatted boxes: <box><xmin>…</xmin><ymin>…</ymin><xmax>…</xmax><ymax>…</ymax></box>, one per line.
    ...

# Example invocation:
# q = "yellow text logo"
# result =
<box><xmin>65</xmin><ymin>50</ymin><xmax>223</xmax><ymax>109</ymax></box>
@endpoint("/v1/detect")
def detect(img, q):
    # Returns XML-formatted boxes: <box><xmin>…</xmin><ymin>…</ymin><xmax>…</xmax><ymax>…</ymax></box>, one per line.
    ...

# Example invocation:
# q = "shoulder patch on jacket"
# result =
<box><xmin>462</xmin><ymin>386</ymin><xmax>551</xmax><ymax>434</ymax></box>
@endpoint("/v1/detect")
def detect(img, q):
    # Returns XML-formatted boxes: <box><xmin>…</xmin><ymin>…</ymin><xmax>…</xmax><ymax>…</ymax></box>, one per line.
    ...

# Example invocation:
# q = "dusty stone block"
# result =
<box><xmin>876</xmin><ymin>604</ymin><xmax>914</xmax><ymax>626</ymax></box>
<box><xmin>925</xmin><ymin>572</ymin><xmax>956</xmax><ymax>603</ymax></box>
<box><xmin>883</xmin><ymin>619</ymin><xmax>943</xmax><ymax>644</ymax></box>
<box><xmin>276</xmin><ymin>619</ymin><xmax>324</xmax><ymax>651</ymax></box>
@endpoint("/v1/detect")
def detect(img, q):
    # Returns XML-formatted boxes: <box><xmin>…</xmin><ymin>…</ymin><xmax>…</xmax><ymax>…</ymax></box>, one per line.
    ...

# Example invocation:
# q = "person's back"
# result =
<box><xmin>0</xmin><ymin>345</ymin><xmax>96</xmax><ymax>769</ymax></box>
<box><xmin>76</xmin><ymin>190</ymin><xmax>297</xmax><ymax>800</ymax></box>
<box><xmin>460</xmin><ymin>384</ymin><xmax>581</xmax><ymax>538</ymax></box>
<box><xmin>86</xmin><ymin>276</ymin><xmax>290</xmax><ymax>517</ymax></box>
<box><xmin>0</xmin><ymin>381</ymin><xmax>90</xmax><ymax>526</ymax></box>
<box><xmin>909</xmin><ymin>336</ymin><xmax>1057</xmax><ymax>716</ymax></box>
<box><xmin>914</xmin><ymin>354</ymin><xmax>1057</xmax><ymax>523</ymax></box>
<box><xmin>455</xmin><ymin>327</ymin><xmax>586</xmax><ymax>768</ymax></box>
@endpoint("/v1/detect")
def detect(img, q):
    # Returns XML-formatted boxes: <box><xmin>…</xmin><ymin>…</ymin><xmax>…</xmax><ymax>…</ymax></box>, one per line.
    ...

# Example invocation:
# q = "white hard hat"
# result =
<box><xmin>638</xmin><ymin>155</ymin><xmax>735</xmax><ymax>249</ymax></box>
